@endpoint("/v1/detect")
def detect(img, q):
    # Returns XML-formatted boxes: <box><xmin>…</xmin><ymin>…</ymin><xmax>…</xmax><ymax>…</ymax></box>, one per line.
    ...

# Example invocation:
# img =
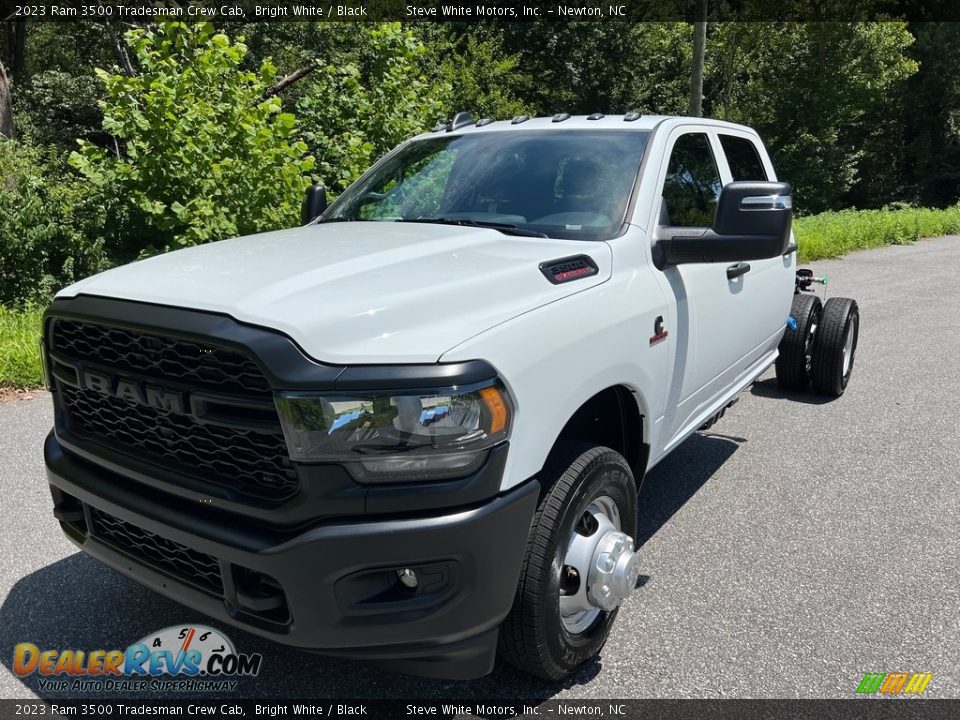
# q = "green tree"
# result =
<box><xmin>710</xmin><ymin>23</ymin><xmax>917</xmax><ymax>212</ymax></box>
<box><xmin>497</xmin><ymin>24</ymin><xmax>692</xmax><ymax>115</ymax></box>
<box><xmin>901</xmin><ymin>23</ymin><xmax>960</xmax><ymax>206</ymax></box>
<box><xmin>70</xmin><ymin>22</ymin><xmax>314</xmax><ymax>260</ymax></box>
<box><xmin>295</xmin><ymin>23</ymin><xmax>448</xmax><ymax>194</ymax></box>
<box><xmin>415</xmin><ymin>25</ymin><xmax>531</xmax><ymax>119</ymax></box>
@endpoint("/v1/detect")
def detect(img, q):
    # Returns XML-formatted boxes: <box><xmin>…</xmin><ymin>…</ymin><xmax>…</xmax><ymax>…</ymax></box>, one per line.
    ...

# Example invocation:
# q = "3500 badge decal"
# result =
<box><xmin>13</xmin><ymin>625</ymin><xmax>263</xmax><ymax>693</ymax></box>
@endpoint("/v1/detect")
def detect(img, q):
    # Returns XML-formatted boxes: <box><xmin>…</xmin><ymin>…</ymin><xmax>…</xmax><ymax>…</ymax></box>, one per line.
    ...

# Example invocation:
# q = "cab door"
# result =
<box><xmin>714</xmin><ymin>130</ymin><xmax>796</xmax><ymax>375</ymax></box>
<box><xmin>652</xmin><ymin>128</ymin><xmax>790</xmax><ymax>450</ymax></box>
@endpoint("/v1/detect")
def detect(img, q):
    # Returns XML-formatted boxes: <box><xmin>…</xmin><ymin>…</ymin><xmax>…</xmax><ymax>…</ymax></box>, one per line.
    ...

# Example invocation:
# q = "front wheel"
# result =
<box><xmin>498</xmin><ymin>445</ymin><xmax>641</xmax><ymax>680</ymax></box>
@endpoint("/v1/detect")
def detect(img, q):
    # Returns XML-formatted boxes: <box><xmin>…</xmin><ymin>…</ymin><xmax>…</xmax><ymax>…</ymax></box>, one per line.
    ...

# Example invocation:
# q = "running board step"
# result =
<box><xmin>699</xmin><ymin>397</ymin><xmax>740</xmax><ymax>431</ymax></box>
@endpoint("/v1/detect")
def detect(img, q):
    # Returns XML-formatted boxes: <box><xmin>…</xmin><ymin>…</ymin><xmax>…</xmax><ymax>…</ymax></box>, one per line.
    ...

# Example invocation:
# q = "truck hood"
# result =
<box><xmin>59</xmin><ymin>222</ymin><xmax>612</xmax><ymax>364</ymax></box>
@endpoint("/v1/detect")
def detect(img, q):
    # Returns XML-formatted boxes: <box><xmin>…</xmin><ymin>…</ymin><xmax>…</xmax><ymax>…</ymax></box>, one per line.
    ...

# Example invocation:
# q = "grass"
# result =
<box><xmin>0</xmin><ymin>206</ymin><xmax>957</xmax><ymax>388</ymax></box>
<box><xmin>0</xmin><ymin>305</ymin><xmax>44</xmax><ymax>389</ymax></box>
<box><xmin>794</xmin><ymin>205</ymin><xmax>960</xmax><ymax>262</ymax></box>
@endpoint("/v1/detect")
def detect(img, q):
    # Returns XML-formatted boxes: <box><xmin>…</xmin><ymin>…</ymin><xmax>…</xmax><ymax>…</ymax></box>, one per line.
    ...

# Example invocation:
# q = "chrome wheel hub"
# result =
<box><xmin>559</xmin><ymin>496</ymin><xmax>642</xmax><ymax>634</ymax></box>
<box><xmin>805</xmin><ymin>321</ymin><xmax>818</xmax><ymax>374</ymax></box>
<box><xmin>841</xmin><ymin>322</ymin><xmax>855</xmax><ymax>376</ymax></box>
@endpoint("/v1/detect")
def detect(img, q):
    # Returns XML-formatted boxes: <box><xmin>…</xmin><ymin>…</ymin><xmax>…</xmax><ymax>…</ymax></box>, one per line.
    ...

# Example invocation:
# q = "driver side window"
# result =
<box><xmin>660</xmin><ymin>133</ymin><xmax>722</xmax><ymax>228</ymax></box>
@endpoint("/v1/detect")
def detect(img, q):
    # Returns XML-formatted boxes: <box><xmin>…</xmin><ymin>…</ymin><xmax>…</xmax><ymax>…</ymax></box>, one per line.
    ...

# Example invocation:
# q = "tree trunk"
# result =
<box><xmin>12</xmin><ymin>20</ymin><xmax>27</xmax><ymax>83</ymax></box>
<box><xmin>689</xmin><ymin>10</ymin><xmax>708</xmax><ymax>117</ymax></box>
<box><xmin>0</xmin><ymin>59</ymin><xmax>15</xmax><ymax>139</ymax></box>
<box><xmin>106</xmin><ymin>22</ymin><xmax>136</xmax><ymax>76</ymax></box>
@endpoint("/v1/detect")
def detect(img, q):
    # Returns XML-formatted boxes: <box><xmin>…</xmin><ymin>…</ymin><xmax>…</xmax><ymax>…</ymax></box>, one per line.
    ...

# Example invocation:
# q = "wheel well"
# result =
<box><xmin>550</xmin><ymin>386</ymin><xmax>647</xmax><ymax>480</ymax></box>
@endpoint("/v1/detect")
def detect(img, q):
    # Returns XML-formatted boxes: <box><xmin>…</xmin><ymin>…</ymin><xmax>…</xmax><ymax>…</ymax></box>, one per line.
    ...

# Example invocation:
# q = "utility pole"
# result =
<box><xmin>689</xmin><ymin>0</ymin><xmax>708</xmax><ymax>117</ymax></box>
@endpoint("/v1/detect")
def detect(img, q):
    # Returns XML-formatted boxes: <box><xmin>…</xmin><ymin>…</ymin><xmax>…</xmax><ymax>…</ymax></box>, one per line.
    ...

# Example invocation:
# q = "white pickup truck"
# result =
<box><xmin>41</xmin><ymin>113</ymin><xmax>859</xmax><ymax>680</ymax></box>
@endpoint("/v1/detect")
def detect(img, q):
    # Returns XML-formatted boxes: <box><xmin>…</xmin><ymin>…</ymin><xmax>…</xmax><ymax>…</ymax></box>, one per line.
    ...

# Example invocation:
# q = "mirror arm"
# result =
<box><xmin>656</xmin><ymin>230</ymin><xmax>785</xmax><ymax>267</ymax></box>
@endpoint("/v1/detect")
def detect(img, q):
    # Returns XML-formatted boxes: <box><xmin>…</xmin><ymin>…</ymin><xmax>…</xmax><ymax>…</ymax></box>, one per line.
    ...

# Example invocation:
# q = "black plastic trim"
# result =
<box><xmin>46</xmin><ymin>435</ymin><xmax>539</xmax><ymax>679</ymax></box>
<box><xmin>45</xmin><ymin>295</ymin><xmax>499</xmax><ymax>392</ymax></box>
<box><xmin>726</xmin><ymin>262</ymin><xmax>751</xmax><ymax>280</ymax></box>
<box><xmin>48</xmin><ymin>430</ymin><xmax>509</xmax><ymax>528</ymax></box>
<box><xmin>335</xmin><ymin>361</ymin><xmax>498</xmax><ymax>390</ymax></box>
<box><xmin>45</xmin><ymin>295</ymin><xmax>342</xmax><ymax>390</ymax></box>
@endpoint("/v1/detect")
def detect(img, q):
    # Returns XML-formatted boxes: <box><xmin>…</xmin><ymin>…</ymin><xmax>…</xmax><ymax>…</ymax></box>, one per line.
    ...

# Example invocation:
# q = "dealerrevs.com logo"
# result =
<box><xmin>13</xmin><ymin>625</ymin><xmax>263</xmax><ymax>693</ymax></box>
<box><xmin>856</xmin><ymin>672</ymin><xmax>933</xmax><ymax>695</ymax></box>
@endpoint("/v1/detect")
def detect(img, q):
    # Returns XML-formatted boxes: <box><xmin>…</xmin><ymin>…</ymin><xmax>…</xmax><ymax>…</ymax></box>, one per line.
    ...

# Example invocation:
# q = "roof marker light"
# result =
<box><xmin>449</xmin><ymin>111</ymin><xmax>475</xmax><ymax>131</ymax></box>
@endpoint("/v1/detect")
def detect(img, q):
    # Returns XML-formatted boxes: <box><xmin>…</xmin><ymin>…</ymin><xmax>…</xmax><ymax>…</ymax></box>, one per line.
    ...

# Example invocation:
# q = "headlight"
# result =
<box><xmin>275</xmin><ymin>381</ymin><xmax>512</xmax><ymax>483</ymax></box>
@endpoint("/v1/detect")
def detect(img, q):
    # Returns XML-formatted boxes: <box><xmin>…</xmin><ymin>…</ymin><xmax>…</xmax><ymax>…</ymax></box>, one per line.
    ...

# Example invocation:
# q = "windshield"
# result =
<box><xmin>324</xmin><ymin>130</ymin><xmax>650</xmax><ymax>241</ymax></box>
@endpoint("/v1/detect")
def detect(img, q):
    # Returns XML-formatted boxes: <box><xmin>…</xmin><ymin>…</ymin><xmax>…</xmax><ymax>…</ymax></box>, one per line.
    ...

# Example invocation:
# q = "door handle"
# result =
<box><xmin>726</xmin><ymin>262</ymin><xmax>751</xmax><ymax>280</ymax></box>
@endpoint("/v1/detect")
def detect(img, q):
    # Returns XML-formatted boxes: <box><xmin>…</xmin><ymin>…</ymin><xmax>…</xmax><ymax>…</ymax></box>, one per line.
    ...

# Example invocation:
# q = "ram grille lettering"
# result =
<box><xmin>82</xmin><ymin>370</ymin><xmax>185</xmax><ymax>414</ymax></box>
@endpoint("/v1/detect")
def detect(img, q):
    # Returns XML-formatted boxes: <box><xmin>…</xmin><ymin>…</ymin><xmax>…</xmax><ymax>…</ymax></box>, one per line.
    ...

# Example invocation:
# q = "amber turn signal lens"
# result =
<box><xmin>479</xmin><ymin>386</ymin><xmax>509</xmax><ymax>434</ymax></box>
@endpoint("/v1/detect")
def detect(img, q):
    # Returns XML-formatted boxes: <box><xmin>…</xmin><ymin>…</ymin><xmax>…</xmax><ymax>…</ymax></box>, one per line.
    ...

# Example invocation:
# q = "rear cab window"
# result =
<box><xmin>718</xmin><ymin>134</ymin><xmax>769</xmax><ymax>181</ymax></box>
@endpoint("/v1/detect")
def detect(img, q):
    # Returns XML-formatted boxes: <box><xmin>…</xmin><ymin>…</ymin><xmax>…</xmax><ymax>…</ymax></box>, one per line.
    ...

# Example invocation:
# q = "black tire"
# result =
<box><xmin>811</xmin><ymin>297</ymin><xmax>859</xmax><ymax>397</ymax></box>
<box><xmin>775</xmin><ymin>293</ymin><xmax>822</xmax><ymax>391</ymax></box>
<box><xmin>498</xmin><ymin>444</ymin><xmax>637</xmax><ymax>680</ymax></box>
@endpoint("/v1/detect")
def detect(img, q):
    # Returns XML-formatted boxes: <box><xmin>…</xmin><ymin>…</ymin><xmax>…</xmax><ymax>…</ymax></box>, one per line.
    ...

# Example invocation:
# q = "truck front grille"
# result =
<box><xmin>53</xmin><ymin>319</ymin><xmax>271</xmax><ymax>396</ymax></box>
<box><xmin>89</xmin><ymin>505</ymin><xmax>224</xmax><ymax>595</ymax></box>
<box><xmin>49</xmin><ymin>318</ymin><xmax>298</xmax><ymax>503</ymax></box>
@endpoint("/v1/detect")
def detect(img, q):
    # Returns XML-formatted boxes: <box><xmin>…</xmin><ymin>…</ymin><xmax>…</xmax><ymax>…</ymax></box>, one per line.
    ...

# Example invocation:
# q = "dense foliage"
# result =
<box><xmin>70</xmin><ymin>23</ymin><xmax>314</xmax><ymax>259</ymax></box>
<box><xmin>1</xmin><ymin>19</ymin><xmax>959</xmax><ymax>309</ymax></box>
<box><xmin>0</xmin><ymin>139</ymin><xmax>107</xmax><ymax>305</ymax></box>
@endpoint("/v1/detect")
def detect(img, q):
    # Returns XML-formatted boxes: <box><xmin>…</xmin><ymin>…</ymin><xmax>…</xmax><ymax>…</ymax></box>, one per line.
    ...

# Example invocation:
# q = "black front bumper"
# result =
<box><xmin>45</xmin><ymin>433</ymin><xmax>539</xmax><ymax>679</ymax></box>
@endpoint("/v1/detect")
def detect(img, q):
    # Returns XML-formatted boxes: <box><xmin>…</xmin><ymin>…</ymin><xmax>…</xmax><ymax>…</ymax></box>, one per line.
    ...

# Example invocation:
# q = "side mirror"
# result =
<box><xmin>301</xmin><ymin>183</ymin><xmax>328</xmax><ymax>225</ymax></box>
<box><xmin>656</xmin><ymin>181</ymin><xmax>793</xmax><ymax>266</ymax></box>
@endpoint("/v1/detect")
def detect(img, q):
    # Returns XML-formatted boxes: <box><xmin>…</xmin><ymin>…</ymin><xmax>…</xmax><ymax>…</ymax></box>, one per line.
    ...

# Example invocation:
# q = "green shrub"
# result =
<box><xmin>0</xmin><ymin>305</ymin><xmax>44</xmax><ymax>388</ymax></box>
<box><xmin>794</xmin><ymin>205</ymin><xmax>960</xmax><ymax>261</ymax></box>
<box><xmin>70</xmin><ymin>22</ymin><xmax>315</xmax><ymax>261</ymax></box>
<box><xmin>0</xmin><ymin>139</ymin><xmax>109</xmax><ymax>306</ymax></box>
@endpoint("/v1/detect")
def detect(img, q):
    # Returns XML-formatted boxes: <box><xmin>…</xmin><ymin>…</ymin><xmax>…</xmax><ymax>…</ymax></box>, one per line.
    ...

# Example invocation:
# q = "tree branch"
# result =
<box><xmin>264</xmin><ymin>63</ymin><xmax>318</xmax><ymax>98</ymax></box>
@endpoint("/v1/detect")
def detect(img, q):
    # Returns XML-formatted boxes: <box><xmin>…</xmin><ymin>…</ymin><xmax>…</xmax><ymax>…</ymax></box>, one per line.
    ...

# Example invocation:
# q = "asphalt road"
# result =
<box><xmin>1</xmin><ymin>237</ymin><xmax>959</xmax><ymax>702</ymax></box>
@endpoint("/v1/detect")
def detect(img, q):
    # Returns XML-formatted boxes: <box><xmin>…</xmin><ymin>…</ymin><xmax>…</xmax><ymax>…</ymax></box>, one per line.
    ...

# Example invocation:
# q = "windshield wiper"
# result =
<box><xmin>398</xmin><ymin>217</ymin><xmax>549</xmax><ymax>238</ymax></box>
